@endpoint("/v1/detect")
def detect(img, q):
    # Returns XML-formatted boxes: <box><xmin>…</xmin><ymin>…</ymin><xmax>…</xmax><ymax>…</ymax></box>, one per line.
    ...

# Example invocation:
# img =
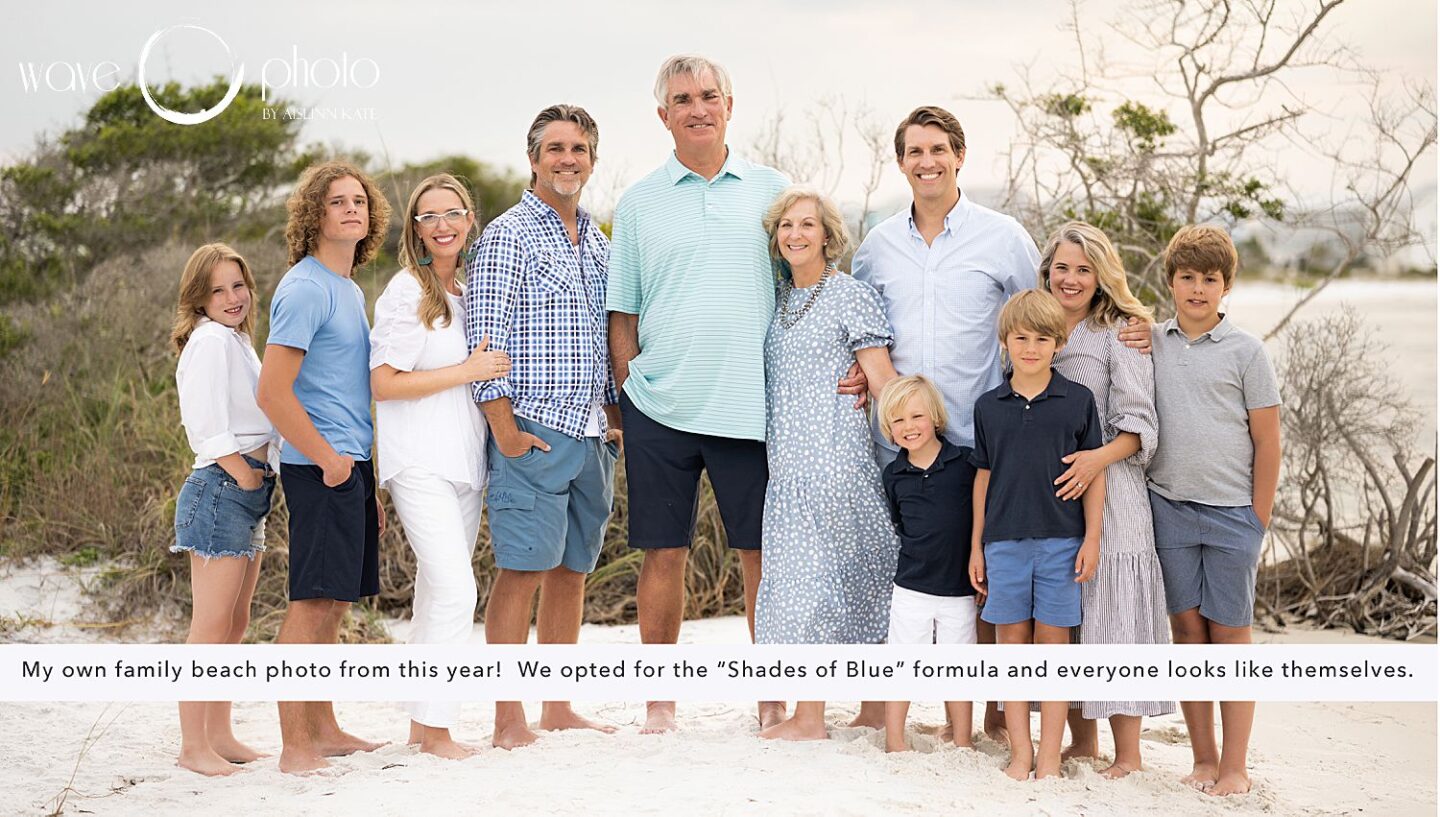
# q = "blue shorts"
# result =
<box><xmin>979</xmin><ymin>537</ymin><xmax>1083</xmax><ymax>628</ymax></box>
<box><xmin>486</xmin><ymin>417</ymin><xmax>617</xmax><ymax>573</ymax></box>
<box><xmin>1150</xmin><ymin>492</ymin><xmax>1264</xmax><ymax>628</ymax></box>
<box><xmin>172</xmin><ymin>454</ymin><xmax>274</xmax><ymax>560</ymax></box>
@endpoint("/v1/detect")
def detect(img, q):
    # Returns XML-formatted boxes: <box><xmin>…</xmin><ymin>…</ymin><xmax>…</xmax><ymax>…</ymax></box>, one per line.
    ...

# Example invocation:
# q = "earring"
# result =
<box><xmin>418</xmin><ymin>253</ymin><xmax>433</xmax><ymax>266</ymax></box>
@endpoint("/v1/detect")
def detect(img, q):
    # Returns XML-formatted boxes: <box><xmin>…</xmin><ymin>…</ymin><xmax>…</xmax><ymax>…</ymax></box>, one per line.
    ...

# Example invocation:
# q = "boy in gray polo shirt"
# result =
<box><xmin>1148</xmin><ymin>224</ymin><xmax>1282</xmax><ymax>797</ymax></box>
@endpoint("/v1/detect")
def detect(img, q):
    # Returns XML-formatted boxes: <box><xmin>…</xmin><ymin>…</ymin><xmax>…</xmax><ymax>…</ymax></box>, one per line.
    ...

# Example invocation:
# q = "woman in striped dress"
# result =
<box><xmin>1043</xmin><ymin>221</ymin><xmax>1175</xmax><ymax>778</ymax></box>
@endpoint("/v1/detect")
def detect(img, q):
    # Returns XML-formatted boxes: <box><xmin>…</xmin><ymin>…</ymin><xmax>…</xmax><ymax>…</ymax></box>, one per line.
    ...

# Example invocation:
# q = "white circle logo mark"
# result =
<box><xmin>138</xmin><ymin>25</ymin><xmax>244</xmax><ymax>126</ymax></box>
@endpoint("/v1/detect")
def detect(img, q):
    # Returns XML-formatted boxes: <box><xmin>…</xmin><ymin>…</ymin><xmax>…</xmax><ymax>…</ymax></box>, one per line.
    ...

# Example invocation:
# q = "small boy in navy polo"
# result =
<box><xmin>968</xmin><ymin>289</ymin><xmax>1104</xmax><ymax>782</ymax></box>
<box><xmin>878</xmin><ymin>375</ymin><xmax>979</xmax><ymax>753</ymax></box>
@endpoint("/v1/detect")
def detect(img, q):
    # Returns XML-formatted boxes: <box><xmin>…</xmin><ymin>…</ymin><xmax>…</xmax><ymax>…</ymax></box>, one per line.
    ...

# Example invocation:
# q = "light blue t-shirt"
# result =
<box><xmin>606</xmin><ymin>151</ymin><xmax>789</xmax><ymax>441</ymax></box>
<box><xmin>267</xmin><ymin>255</ymin><xmax>373</xmax><ymax>465</ymax></box>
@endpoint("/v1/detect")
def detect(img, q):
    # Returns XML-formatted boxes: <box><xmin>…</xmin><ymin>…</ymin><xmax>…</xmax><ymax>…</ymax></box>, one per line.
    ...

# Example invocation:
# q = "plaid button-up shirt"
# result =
<box><xmin>465</xmin><ymin>191</ymin><xmax>616</xmax><ymax>439</ymax></box>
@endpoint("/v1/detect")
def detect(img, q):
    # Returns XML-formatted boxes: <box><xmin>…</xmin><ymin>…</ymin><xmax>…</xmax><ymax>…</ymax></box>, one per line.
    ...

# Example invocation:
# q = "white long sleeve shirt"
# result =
<box><xmin>176</xmin><ymin>318</ymin><xmax>281</xmax><ymax>471</ymax></box>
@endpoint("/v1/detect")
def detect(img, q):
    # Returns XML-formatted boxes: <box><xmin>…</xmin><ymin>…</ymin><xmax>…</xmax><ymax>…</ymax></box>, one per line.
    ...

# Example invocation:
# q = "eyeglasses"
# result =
<box><xmin>413</xmin><ymin>208</ymin><xmax>470</xmax><ymax>228</ymax></box>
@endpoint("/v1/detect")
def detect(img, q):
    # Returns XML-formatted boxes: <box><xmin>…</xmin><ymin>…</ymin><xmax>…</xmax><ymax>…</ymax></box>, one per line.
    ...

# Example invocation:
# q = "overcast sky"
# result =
<box><xmin>3</xmin><ymin>0</ymin><xmax>1435</xmax><ymax>224</ymax></box>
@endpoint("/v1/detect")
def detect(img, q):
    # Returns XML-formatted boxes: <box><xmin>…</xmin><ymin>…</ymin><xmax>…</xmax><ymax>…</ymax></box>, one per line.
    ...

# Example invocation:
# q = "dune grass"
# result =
<box><xmin>0</xmin><ymin>241</ymin><xmax>746</xmax><ymax>642</ymax></box>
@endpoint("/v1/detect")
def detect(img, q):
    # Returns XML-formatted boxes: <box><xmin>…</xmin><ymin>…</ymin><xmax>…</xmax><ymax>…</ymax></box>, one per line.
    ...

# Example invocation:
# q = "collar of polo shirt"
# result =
<box><xmin>1163</xmin><ymin>313</ymin><xmax>1235</xmax><ymax>343</ymax></box>
<box><xmin>996</xmin><ymin>368</ymin><xmax>1070</xmax><ymax>402</ymax></box>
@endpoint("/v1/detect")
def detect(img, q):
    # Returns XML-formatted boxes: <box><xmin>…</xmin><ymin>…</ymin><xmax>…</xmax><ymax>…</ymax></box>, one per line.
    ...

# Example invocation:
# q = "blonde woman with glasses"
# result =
<box><xmin>371</xmin><ymin>174</ymin><xmax>510</xmax><ymax>758</ymax></box>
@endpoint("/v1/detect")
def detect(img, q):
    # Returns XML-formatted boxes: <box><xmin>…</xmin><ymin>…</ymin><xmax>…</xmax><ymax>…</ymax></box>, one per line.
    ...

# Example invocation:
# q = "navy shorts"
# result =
<box><xmin>281</xmin><ymin>459</ymin><xmax>380</xmax><ymax>603</ymax></box>
<box><xmin>1150</xmin><ymin>491</ymin><xmax>1264</xmax><ymax>628</ymax></box>
<box><xmin>172</xmin><ymin>454</ymin><xmax>274</xmax><ymax>560</ymax></box>
<box><xmin>619</xmin><ymin>391</ymin><xmax>767</xmax><ymax>550</ymax></box>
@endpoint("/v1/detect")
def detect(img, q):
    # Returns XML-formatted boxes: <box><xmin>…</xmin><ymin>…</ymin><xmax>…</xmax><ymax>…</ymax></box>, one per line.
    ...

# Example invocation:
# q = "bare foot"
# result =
<box><xmin>641</xmin><ymin>702</ymin><xmax>678</xmax><ymax>734</ymax></box>
<box><xmin>209</xmin><ymin>737</ymin><xmax>269</xmax><ymax>764</ymax></box>
<box><xmin>539</xmin><ymin>706</ymin><xmax>617</xmax><ymax>734</ymax></box>
<box><xmin>758</xmin><ymin>701</ymin><xmax>786</xmax><ymax>730</ymax></box>
<box><xmin>847</xmin><ymin>711</ymin><xmax>885</xmax><ymax>730</ymax></box>
<box><xmin>984</xmin><ymin>716</ymin><xmax>1008</xmax><ymax>744</ymax></box>
<box><xmin>1100</xmin><ymin>760</ymin><xmax>1140</xmax><ymax>779</ymax></box>
<box><xmin>315</xmin><ymin>731</ymin><xmax>385</xmax><ymax>757</ymax></box>
<box><xmin>1207</xmin><ymin>771</ymin><xmax>1252</xmax><ymax>796</ymax></box>
<box><xmin>885</xmin><ymin>736</ymin><xmax>910</xmax><ymax>753</ymax></box>
<box><xmin>177</xmin><ymin>748</ymin><xmax>242</xmax><ymax>777</ymax></box>
<box><xmin>1181</xmin><ymin>761</ymin><xmax>1219</xmax><ymax>791</ymax></box>
<box><xmin>492</xmin><ymin>721</ymin><xmax>539</xmax><ymax>750</ymax></box>
<box><xmin>952</xmin><ymin>733</ymin><xmax>975</xmax><ymax>749</ymax></box>
<box><xmin>758</xmin><ymin>716</ymin><xmax>828</xmax><ymax>741</ymax></box>
<box><xmin>277</xmin><ymin>748</ymin><xmax>330</xmax><ymax>775</ymax></box>
<box><xmin>1004</xmin><ymin>754</ymin><xmax>1033</xmax><ymax>782</ymax></box>
<box><xmin>1061</xmin><ymin>741</ymin><xmax>1098</xmax><ymax>761</ymax></box>
<box><xmin>1034</xmin><ymin>755</ymin><xmax>1063</xmax><ymax>780</ymax></box>
<box><xmin>419</xmin><ymin>736</ymin><xmax>480</xmax><ymax>760</ymax></box>
<box><xmin>407</xmin><ymin>720</ymin><xmax>423</xmax><ymax>745</ymax></box>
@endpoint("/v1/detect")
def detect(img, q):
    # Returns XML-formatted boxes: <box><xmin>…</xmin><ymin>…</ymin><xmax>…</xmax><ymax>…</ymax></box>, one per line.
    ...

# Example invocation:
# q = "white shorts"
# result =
<box><xmin>888</xmin><ymin>584</ymin><xmax>978</xmax><ymax>645</ymax></box>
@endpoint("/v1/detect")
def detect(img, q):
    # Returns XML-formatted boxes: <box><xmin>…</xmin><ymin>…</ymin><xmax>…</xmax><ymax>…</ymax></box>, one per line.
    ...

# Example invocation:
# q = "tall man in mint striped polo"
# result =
<box><xmin>607</xmin><ymin>55</ymin><xmax>810</xmax><ymax>734</ymax></box>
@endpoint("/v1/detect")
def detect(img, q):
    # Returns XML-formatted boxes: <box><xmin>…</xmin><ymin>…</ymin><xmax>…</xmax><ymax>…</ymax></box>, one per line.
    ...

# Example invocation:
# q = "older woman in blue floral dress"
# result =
<box><xmin>754</xmin><ymin>187</ymin><xmax>901</xmax><ymax>741</ymax></box>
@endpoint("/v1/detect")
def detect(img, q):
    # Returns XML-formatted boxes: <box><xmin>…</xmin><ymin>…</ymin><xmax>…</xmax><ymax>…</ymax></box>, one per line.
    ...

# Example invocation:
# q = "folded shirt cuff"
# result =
<box><xmin>195</xmin><ymin>431</ymin><xmax>241</xmax><ymax>462</ymax></box>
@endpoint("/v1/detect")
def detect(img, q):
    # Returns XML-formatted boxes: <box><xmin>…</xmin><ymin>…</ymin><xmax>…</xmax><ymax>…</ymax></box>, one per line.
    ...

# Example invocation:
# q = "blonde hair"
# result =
<box><xmin>1165</xmin><ymin>223</ymin><xmax>1239</xmax><ymax>287</ymax></box>
<box><xmin>653</xmin><ymin>54</ymin><xmax>733</xmax><ymax>107</ymax></box>
<box><xmin>399</xmin><ymin>174</ymin><xmax>477</xmax><ymax>329</ymax></box>
<box><xmin>285</xmin><ymin>160</ymin><xmax>391</xmax><ymax>268</ymax></box>
<box><xmin>1039</xmin><ymin>221</ymin><xmax>1153</xmax><ymax>328</ymax></box>
<box><xmin>878</xmin><ymin>375</ymin><xmax>948</xmax><ymax>444</ymax></box>
<box><xmin>171</xmin><ymin>243</ymin><xmax>258</xmax><ymax>353</ymax></box>
<box><xmin>997</xmin><ymin>289</ymin><xmax>1068</xmax><ymax>344</ymax></box>
<box><xmin>762</xmin><ymin>186</ymin><xmax>851</xmax><ymax>279</ymax></box>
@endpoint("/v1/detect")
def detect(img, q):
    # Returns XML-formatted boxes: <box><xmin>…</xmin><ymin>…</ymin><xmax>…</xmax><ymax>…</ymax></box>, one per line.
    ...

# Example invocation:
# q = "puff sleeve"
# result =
<box><xmin>369</xmin><ymin>273</ymin><xmax>428</xmax><ymax>373</ymax></box>
<box><xmin>1105</xmin><ymin>324</ymin><xmax>1159</xmax><ymax>468</ymax></box>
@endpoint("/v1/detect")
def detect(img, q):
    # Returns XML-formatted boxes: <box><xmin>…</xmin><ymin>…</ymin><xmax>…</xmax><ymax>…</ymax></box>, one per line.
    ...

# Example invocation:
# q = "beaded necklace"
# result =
<box><xmin>777</xmin><ymin>267</ymin><xmax>835</xmax><ymax>330</ymax></box>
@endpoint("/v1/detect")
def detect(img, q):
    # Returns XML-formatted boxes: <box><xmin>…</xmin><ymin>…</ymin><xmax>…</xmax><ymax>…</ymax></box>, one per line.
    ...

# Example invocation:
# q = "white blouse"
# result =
<box><xmin>176</xmin><ymin>318</ymin><xmax>281</xmax><ymax>471</ymax></box>
<box><xmin>370</xmin><ymin>270</ymin><xmax>488</xmax><ymax>491</ymax></box>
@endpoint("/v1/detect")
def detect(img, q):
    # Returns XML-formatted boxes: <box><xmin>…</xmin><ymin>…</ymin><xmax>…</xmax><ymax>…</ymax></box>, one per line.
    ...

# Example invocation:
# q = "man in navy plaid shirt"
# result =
<box><xmin>464</xmin><ymin>104</ymin><xmax>621</xmax><ymax>748</ymax></box>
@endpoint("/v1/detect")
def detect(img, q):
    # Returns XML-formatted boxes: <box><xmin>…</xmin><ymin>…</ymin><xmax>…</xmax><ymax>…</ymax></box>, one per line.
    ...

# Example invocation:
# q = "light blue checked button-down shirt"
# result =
<box><xmin>465</xmin><ymin>190</ymin><xmax>616</xmax><ymax>440</ymax></box>
<box><xmin>852</xmin><ymin>190</ymin><xmax>1041</xmax><ymax>450</ymax></box>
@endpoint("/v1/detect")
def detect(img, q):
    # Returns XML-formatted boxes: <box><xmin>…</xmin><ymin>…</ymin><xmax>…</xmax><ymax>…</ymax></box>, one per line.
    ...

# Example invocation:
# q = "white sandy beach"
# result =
<box><xmin>1</xmin><ymin>560</ymin><xmax>1435</xmax><ymax>817</ymax></box>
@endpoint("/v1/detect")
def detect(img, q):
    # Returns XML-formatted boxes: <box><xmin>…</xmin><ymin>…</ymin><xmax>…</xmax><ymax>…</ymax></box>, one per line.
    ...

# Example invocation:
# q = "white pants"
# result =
<box><xmin>388</xmin><ymin>468</ymin><xmax>485</xmax><ymax>728</ymax></box>
<box><xmin>887</xmin><ymin>584</ymin><xmax>978</xmax><ymax>645</ymax></box>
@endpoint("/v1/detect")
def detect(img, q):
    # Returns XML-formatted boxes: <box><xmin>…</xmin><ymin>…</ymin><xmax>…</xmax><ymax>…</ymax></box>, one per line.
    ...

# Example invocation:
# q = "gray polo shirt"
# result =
<box><xmin>1147</xmin><ymin>315</ymin><xmax>1281</xmax><ymax>506</ymax></box>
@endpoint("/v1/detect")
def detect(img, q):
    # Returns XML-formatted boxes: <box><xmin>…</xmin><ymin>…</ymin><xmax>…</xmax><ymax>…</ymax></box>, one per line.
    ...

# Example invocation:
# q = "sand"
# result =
<box><xmin>1</xmin><ymin>560</ymin><xmax>1435</xmax><ymax>816</ymax></box>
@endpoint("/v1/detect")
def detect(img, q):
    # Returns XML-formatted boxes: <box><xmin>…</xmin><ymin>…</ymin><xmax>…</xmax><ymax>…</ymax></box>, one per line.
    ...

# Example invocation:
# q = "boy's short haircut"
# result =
<box><xmin>1164</xmin><ymin>224</ymin><xmax>1239</xmax><ymax>286</ymax></box>
<box><xmin>996</xmin><ymin>289</ymin><xmax>1068</xmax><ymax>344</ymax></box>
<box><xmin>878</xmin><ymin>375</ymin><xmax>948</xmax><ymax>444</ymax></box>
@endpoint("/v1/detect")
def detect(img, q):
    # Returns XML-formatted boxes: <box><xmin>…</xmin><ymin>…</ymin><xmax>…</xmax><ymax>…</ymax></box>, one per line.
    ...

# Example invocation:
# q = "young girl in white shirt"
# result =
<box><xmin>371</xmin><ymin>174</ymin><xmax>509</xmax><ymax>758</ymax></box>
<box><xmin>170</xmin><ymin>243</ymin><xmax>279</xmax><ymax>775</ymax></box>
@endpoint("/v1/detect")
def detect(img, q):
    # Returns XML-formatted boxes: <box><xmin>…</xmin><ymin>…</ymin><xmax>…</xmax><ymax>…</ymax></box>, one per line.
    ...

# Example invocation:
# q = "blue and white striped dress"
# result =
<box><xmin>1056</xmin><ymin>319</ymin><xmax>1175</xmax><ymax>720</ymax></box>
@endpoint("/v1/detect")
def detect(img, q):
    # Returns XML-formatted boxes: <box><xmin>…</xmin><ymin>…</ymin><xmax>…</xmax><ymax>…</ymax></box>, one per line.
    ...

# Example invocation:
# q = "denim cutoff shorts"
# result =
<box><xmin>172</xmin><ymin>454</ymin><xmax>274</xmax><ymax>560</ymax></box>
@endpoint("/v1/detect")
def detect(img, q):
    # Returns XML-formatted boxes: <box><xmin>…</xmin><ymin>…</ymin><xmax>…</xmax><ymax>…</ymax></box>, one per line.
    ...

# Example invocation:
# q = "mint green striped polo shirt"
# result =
<box><xmin>607</xmin><ymin>151</ymin><xmax>789</xmax><ymax>441</ymax></box>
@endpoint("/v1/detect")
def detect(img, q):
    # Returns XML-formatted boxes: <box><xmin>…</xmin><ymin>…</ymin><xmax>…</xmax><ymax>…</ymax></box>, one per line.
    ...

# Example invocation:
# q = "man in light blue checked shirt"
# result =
<box><xmin>465</xmin><ymin>104</ymin><xmax>620</xmax><ymax>748</ymax></box>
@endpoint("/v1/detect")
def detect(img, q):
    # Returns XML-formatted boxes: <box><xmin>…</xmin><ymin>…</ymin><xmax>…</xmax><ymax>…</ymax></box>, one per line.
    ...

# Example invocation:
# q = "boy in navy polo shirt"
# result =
<box><xmin>968</xmin><ymin>289</ymin><xmax>1104</xmax><ymax>782</ymax></box>
<box><xmin>879</xmin><ymin>375</ymin><xmax>979</xmax><ymax>753</ymax></box>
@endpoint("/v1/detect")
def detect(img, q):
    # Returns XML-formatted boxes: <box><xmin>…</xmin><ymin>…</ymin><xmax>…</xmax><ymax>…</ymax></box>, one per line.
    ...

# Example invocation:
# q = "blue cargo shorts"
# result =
<box><xmin>486</xmin><ymin>416</ymin><xmax>617</xmax><ymax>573</ymax></box>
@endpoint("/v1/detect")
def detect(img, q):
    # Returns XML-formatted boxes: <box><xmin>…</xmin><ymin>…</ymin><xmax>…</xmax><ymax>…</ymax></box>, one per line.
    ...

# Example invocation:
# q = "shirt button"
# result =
<box><xmin>1025</xmin><ymin>405</ymin><xmax>1031</xmax><ymax>410</ymax></box>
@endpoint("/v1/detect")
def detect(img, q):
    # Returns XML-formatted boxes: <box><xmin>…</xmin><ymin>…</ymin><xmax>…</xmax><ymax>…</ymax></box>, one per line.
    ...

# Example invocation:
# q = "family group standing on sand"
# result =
<box><xmin>168</xmin><ymin>54</ymin><xmax>1280</xmax><ymax>795</ymax></box>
